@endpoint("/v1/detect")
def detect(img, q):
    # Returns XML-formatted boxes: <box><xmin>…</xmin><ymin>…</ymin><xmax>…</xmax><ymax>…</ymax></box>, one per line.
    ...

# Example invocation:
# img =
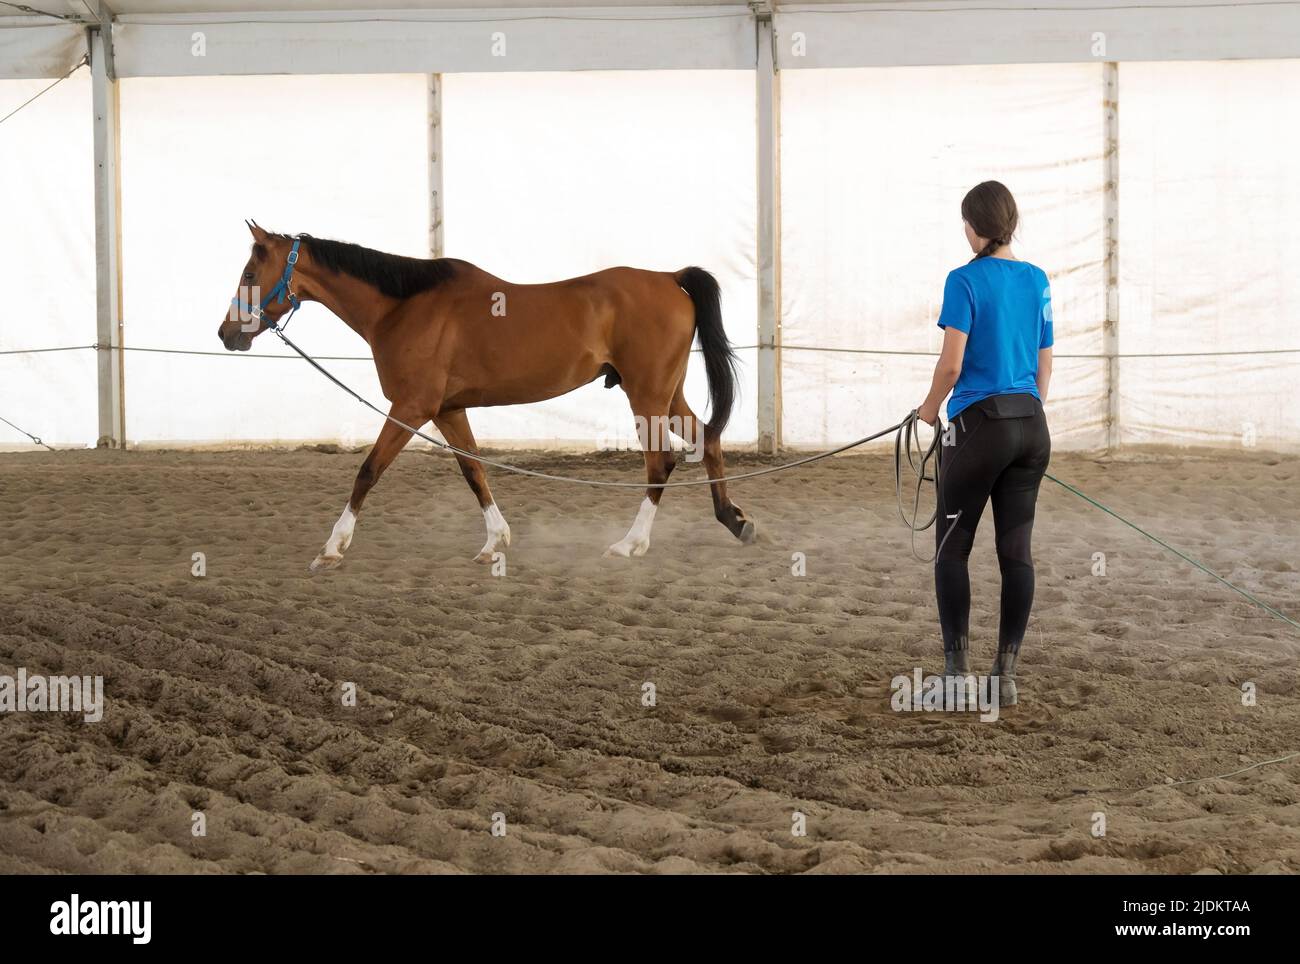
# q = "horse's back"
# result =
<box><xmin>461</xmin><ymin>262</ymin><xmax>685</xmax><ymax>297</ymax></box>
<box><xmin>450</xmin><ymin>262</ymin><xmax>694</xmax><ymax>336</ymax></box>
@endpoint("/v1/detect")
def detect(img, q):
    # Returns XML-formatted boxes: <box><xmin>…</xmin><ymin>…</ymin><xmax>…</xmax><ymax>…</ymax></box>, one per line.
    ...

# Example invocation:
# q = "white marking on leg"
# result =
<box><xmin>605</xmin><ymin>497</ymin><xmax>658</xmax><ymax>558</ymax></box>
<box><xmin>475</xmin><ymin>502</ymin><xmax>511</xmax><ymax>562</ymax></box>
<box><xmin>311</xmin><ymin>504</ymin><xmax>356</xmax><ymax>570</ymax></box>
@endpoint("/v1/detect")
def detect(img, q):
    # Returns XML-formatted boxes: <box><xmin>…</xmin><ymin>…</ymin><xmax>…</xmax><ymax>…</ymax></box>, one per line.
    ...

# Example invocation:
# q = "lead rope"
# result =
<box><xmin>267</xmin><ymin>322</ymin><xmax>912</xmax><ymax>488</ymax></box>
<box><xmin>1045</xmin><ymin>473</ymin><xmax>1300</xmax><ymax>631</ymax></box>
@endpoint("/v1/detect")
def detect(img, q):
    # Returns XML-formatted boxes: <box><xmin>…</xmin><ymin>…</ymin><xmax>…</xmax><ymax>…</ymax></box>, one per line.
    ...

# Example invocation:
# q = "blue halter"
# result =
<box><xmin>231</xmin><ymin>239</ymin><xmax>302</xmax><ymax>331</ymax></box>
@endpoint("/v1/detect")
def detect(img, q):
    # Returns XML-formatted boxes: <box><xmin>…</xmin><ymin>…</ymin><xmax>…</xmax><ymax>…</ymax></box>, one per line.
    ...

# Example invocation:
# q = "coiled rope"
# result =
<box><xmin>893</xmin><ymin>410</ymin><xmax>963</xmax><ymax>563</ymax></box>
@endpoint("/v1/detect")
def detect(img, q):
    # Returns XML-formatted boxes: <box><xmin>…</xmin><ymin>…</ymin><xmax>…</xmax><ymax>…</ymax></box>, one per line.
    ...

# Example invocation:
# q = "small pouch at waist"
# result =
<box><xmin>976</xmin><ymin>393</ymin><xmax>1039</xmax><ymax>419</ymax></box>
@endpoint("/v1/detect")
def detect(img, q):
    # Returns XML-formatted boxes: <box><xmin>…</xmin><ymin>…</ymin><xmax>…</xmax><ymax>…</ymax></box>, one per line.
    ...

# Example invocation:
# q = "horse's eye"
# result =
<box><xmin>243</xmin><ymin>272</ymin><xmax>255</xmax><ymax>281</ymax></box>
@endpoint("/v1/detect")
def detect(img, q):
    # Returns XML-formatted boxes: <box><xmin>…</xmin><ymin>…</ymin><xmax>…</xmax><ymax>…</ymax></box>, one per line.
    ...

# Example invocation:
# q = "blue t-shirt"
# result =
<box><xmin>936</xmin><ymin>257</ymin><xmax>1054</xmax><ymax>419</ymax></box>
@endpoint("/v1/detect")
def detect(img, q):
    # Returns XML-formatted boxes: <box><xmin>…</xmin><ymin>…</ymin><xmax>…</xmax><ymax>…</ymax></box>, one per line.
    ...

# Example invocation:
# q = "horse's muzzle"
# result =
<box><xmin>219</xmin><ymin>326</ymin><xmax>254</xmax><ymax>352</ymax></box>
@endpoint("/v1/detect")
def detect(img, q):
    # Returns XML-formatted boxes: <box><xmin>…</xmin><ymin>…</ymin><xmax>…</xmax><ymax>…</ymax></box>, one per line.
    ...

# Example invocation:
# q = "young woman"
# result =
<box><xmin>916</xmin><ymin>181</ymin><xmax>1053</xmax><ymax>706</ymax></box>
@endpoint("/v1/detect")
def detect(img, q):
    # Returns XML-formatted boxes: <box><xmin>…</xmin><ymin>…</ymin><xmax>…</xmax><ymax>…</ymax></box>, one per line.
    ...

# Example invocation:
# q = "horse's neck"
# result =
<box><xmin>303</xmin><ymin>270</ymin><xmax>390</xmax><ymax>343</ymax></box>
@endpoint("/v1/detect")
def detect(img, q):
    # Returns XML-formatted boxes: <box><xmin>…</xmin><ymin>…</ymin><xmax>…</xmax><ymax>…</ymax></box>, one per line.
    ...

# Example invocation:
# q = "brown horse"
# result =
<box><xmin>218</xmin><ymin>222</ymin><xmax>755</xmax><ymax>568</ymax></box>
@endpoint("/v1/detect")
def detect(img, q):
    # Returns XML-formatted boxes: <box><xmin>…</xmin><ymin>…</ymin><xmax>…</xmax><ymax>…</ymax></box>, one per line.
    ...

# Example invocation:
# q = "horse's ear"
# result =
<box><xmin>246</xmin><ymin>220</ymin><xmax>268</xmax><ymax>242</ymax></box>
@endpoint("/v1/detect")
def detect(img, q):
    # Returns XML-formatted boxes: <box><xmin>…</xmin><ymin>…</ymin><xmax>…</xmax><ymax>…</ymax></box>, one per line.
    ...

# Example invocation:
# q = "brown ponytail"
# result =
<box><xmin>961</xmin><ymin>181</ymin><xmax>1018</xmax><ymax>262</ymax></box>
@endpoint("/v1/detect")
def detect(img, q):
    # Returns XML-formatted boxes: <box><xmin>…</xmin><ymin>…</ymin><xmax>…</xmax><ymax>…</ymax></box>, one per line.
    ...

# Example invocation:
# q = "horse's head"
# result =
<box><xmin>218</xmin><ymin>221</ymin><xmax>300</xmax><ymax>351</ymax></box>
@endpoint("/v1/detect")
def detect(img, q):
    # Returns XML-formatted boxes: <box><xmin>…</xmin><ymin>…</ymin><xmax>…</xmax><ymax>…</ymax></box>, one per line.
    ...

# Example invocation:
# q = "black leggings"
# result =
<box><xmin>935</xmin><ymin>393</ymin><xmax>1051</xmax><ymax>657</ymax></box>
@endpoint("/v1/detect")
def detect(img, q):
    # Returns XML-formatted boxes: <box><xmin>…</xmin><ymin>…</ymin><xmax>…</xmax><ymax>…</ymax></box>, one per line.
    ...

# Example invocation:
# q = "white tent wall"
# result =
<box><xmin>1117</xmin><ymin>59</ymin><xmax>1300</xmax><ymax>453</ymax></box>
<box><xmin>779</xmin><ymin>63</ymin><xmax>1109</xmax><ymax>452</ymax></box>
<box><xmin>441</xmin><ymin>70</ymin><xmax>757</xmax><ymax>448</ymax></box>
<box><xmin>0</xmin><ymin>72</ymin><xmax>96</xmax><ymax>450</ymax></box>
<box><xmin>118</xmin><ymin>73</ymin><xmax>428</xmax><ymax>446</ymax></box>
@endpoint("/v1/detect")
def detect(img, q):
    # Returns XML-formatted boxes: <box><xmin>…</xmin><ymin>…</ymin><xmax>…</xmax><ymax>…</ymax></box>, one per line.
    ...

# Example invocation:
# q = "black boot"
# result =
<box><xmin>991</xmin><ymin>647</ymin><xmax>1019</xmax><ymax>707</ymax></box>
<box><xmin>943</xmin><ymin>639</ymin><xmax>976</xmax><ymax>709</ymax></box>
<box><xmin>943</xmin><ymin>638</ymin><xmax>971</xmax><ymax>676</ymax></box>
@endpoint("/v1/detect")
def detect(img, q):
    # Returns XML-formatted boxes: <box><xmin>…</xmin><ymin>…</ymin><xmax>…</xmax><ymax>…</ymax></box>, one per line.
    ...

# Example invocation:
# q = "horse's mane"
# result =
<box><xmin>276</xmin><ymin>232</ymin><xmax>462</xmax><ymax>299</ymax></box>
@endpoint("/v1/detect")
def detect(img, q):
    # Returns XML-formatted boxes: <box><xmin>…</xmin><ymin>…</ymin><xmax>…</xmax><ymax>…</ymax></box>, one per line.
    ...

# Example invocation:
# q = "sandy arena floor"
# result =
<box><xmin>1</xmin><ymin>447</ymin><xmax>1298</xmax><ymax>874</ymax></box>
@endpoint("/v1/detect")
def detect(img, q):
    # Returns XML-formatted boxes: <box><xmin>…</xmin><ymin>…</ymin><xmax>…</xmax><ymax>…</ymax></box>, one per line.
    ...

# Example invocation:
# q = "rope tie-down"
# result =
<box><xmin>0</xmin><ymin>413</ymin><xmax>54</xmax><ymax>451</ymax></box>
<box><xmin>267</xmin><ymin>319</ymin><xmax>1299</xmax><ymax>634</ymax></box>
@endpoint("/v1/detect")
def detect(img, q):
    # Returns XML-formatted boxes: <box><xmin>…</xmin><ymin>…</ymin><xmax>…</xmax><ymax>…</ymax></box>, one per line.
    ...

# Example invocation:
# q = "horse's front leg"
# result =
<box><xmin>432</xmin><ymin>409</ymin><xmax>511</xmax><ymax>564</ymax></box>
<box><xmin>310</xmin><ymin>409</ymin><xmax>417</xmax><ymax>571</ymax></box>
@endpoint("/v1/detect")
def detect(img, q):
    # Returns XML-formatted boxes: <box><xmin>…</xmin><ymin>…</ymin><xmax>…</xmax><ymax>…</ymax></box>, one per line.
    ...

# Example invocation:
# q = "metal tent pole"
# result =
<box><xmin>90</xmin><ymin>8</ymin><xmax>125</xmax><ymax>449</ymax></box>
<box><xmin>754</xmin><ymin>2</ymin><xmax>781</xmax><ymax>454</ymax></box>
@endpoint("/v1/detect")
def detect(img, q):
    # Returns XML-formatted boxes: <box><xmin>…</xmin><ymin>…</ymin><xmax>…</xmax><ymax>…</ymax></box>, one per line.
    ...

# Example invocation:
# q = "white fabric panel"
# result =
<box><xmin>779</xmin><ymin>64</ymin><xmax>1107</xmax><ymax>451</ymax></box>
<box><xmin>442</xmin><ymin>70</ymin><xmax>757</xmax><ymax>445</ymax></box>
<box><xmin>0</xmin><ymin>23</ymin><xmax>85</xmax><ymax>79</ymax></box>
<box><xmin>0</xmin><ymin>73</ymin><xmax>95</xmax><ymax>448</ymax></box>
<box><xmin>775</xmin><ymin>1</ymin><xmax>1300</xmax><ymax>70</ymax></box>
<box><xmin>1118</xmin><ymin>60</ymin><xmax>1300</xmax><ymax>452</ymax></box>
<box><xmin>113</xmin><ymin>7</ymin><xmax>754</xmax><ymax>76</ymax></box>
<box><xmin>118</xmin><ymin>74</ymin><xmax>428</xmax><ymax>445</ymax></box>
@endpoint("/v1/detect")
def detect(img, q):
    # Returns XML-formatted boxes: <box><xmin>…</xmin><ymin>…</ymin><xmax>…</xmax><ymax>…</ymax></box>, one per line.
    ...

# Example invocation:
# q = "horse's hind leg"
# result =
<box><xmin>670</xmin><ymin>386</ymin><xmax>755</xmax><ymax>544</ymax></box>
<box><xmin>311</xmin><ymin>407</ymin><xmax>417</xmax><ymax>571</ymax></box>
<box><xmin>605</xmin><ymin>391</ymin><xmax>677</xmax><ymax>558</ymax></box>
<box><xmin>432</xmin><ymin>409</ymin><xmax>511</xmax><ymax>564</ymax></box>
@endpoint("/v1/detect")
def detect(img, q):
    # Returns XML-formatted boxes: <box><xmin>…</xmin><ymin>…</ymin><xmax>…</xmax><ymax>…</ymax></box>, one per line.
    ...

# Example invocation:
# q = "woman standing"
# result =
<box><xmin>916</xmin><ymin>181</ymin><xmax>1054</xmax><ymax>706</ymax></box>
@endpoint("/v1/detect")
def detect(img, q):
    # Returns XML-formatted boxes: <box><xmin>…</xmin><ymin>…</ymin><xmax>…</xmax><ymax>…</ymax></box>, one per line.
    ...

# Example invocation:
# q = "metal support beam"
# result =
<box><xmin>90</xmin><ymin>22</ymin><xmax>125</xmax><ymax>448</ymax></box>
<box><xmin>428</xmin><ymin>73</ymin><xmax>444</xmax><ymax>258</ymax></box>
<box><xmin>89</xmin><ymin>0</ymin><xmax>116</xmax><ymax>81</ymax></box>
<box><xmin>1103</xmin><ymin>61</ymin><xmax>1119</xmax><ymax>453</ymax></box>
<box><xmin>775</xmin><ymin>2</ymin><xmax>1300</xmax><ymax>69</ymax></box>
<box><xmin>754</xmin><ymin>3</ymin><xmax>780</xmax><ymax>454</ymax></box>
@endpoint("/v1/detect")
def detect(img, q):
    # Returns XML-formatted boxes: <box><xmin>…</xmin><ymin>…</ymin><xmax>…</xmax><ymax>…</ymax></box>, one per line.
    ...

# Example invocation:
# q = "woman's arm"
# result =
<box><xmin>918</xmin><ymin>327</ymin><xmax>968</xmax><ymax>425</ymax></box>
<box><xmin>1036</xmin><ymin>346</ymin><xmax>1053</xmax><ymax>403</ymax></box>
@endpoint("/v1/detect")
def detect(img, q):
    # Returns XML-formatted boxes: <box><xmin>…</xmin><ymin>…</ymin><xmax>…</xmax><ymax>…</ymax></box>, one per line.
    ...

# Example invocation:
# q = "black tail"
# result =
<box><xmin>675</xmin><ymin>266</ymin><xmax>738</xmax><ymax>439</ymax></box>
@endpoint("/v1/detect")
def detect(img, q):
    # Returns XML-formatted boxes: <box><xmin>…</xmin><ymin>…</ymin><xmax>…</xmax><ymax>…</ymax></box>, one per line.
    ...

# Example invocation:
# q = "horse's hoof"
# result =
<box><xmin>473</xmin><ymin>550</ymin><xmax>495</xmax><ymax>564</ymax></box>
<box><xmin>604</xmin><ymin>539</ymin><xmax>647</xmax><ymax>558</ymax></box>
<box><xmin>739</xmin><ymin>520</ymin><xmax>756</xmax><ymax>545</ymax></box>
<box><xmin>310</xmin><ymin>553</ymin><xmax>344</xmax><ymax>572</ymax></box>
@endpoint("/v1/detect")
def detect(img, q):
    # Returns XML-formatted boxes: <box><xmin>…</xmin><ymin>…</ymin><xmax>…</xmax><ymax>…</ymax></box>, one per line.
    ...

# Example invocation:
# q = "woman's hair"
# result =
<box><xmin>961</xmin><ymin>181</ymin><xmax>1018</xmax><ymax>261</ymax></box>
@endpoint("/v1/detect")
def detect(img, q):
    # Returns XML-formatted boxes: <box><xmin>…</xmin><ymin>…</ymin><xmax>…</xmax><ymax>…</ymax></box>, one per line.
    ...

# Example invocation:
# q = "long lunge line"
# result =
<box><xmin>269</xmin><ymin>323</ymin><xmax>907</xmax><ymax>489</ymax></box>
